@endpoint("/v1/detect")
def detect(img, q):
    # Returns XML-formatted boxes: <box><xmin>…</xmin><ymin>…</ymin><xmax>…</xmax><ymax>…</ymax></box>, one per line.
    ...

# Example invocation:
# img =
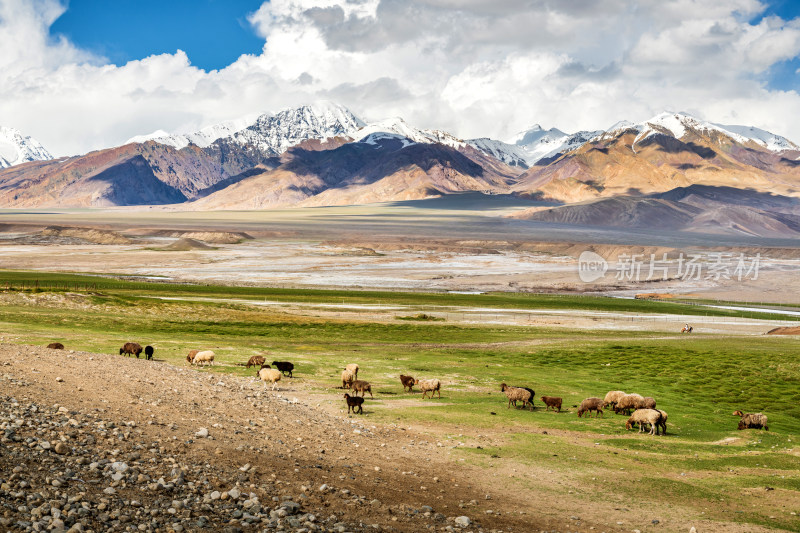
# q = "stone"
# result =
<box><xmin>454</xmin><ymin>516</ymin><xmax>471</xmax><ymax>528</ymax></box>
<box><xmin>54</xmin><ymin>442</ymin><xmax>69</xmax><ymax>455</ymax></box>
<box><xmin>228</xmin><ymin>488</ymin><xmax>241</xmax><ymax>499</ymax></box>
<box><xmin>196</xmin><ymin>428</ymin><xmax>209</xmax><ymax>438</ymax></box>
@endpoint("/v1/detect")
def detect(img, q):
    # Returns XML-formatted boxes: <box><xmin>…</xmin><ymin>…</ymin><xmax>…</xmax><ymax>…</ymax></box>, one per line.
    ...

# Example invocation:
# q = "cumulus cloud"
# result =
<box><xmin>2</xmin><ymin>0</ymin><xmax>800</xmax><ymax>156</ymax></box>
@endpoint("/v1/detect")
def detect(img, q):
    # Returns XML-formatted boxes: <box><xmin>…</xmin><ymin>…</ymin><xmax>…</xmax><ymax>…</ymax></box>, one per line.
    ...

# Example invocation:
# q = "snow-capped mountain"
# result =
<box><xmin>0</xmin><ymin>127</ymin><xmax>53</xmax><ymax>168</ymax></box>
<box><xmin>229</xmin><ymin>101</ymin><xmax>365</xmax><ymax>156</ymax></box>
<box><xmin>125</xmin><ymin>116</ymin><xmax>256</xmax><ymax>150</ymax></box>
<box><xmin>464</xmin><ymin>138</ymin><xmax>530</xmax><ymax>167</ymax></box>
<box><xmin>596</xmin><ymin>112</ymin><xmax>800</xmax><ymax>153</ymax></box>
<box><xmin>355</xmin><ymin>117</ymin><xmax>465</xmax><ymax>149</ymax></box>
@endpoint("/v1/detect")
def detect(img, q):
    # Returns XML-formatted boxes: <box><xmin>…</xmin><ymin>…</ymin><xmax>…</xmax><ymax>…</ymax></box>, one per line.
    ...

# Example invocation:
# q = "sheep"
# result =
<box><xmin>655</xmin><ymin>409</ymin><xmax>668</xmax><ymax>435</ymax></box>
<box><xmin>144</xmin><ymin>345</ymin><xmax>154</xmax><ymax>361</ymax></box>
<box><xmin>345</xmin><ymin>363</ymin><xmax>359</xmax><ymax>379</ymax></box>
<box><xmin>272</xmin><ymin>361</ymin><xmax>294</xmax><ymax>377</ymax></box>
<box><xmin>615</xmin><ymin>393</ymin><xmax>645</xmax><ymax>415</ymax></box>
<box><xmin>350</xmin><ymin>380</ymin><xmax>374</xmax><ymax>398</ymax></box>
<box><xmin>341</xmin><ymin>369</ymin><xmax>356</xmax><ymax>389</ymax></box>
<box><xmin>246</xmin><ymin>355</ymin><xmax>265</xmax><ymax>369</ymax></box>
<box><xmin>257</xmin><ymin>365</ymin><xmax>282</xmax><ymax>390</ymax></box>
<box><xmin>399</xmin><ymin>374</ymin><xmax>415</xmax><ymax>392</ymax></box>
<box><xmin>514</xmin><ymin>386</ymin><xmax>536</xmax><ymax>408</ymax></box>
<box><xmin>119</xmin><ymin>342</ymin><xmax>143</xmax><ymax>358</ymax></box>
<box><xmin>625</xmin><ymin>409</ymin><xmax>662</xmax><ymax>435</ymax></box>
<box><xmin>603</xmin><ymin>390</ymin><xmax>626</xmax><ymax>411</ymax></box>
<box><xmin>344</xmin><ymin>393</ymin><xmax>364</xmax><ymax>414</ymax></box>
<box><xmin>636</xmin><ymin>396</ymin><xmax>657</xmax><ymax>410</ymax></box>
<box><xmin>186</xmin><ymin>349</ymin><xmax>199</xmax><ymax>363</ymax></box>
<box><xmin>46</xmin><ymin>342</ymin><xmax>64</xmax><ymax>350</ymax></box>
<box><xmin>415</xmin><ymin>378</ymin><xmax>441</xmax><ymax>399</ymax></box>
<box><xmin>733</xmin><ymin>410</ymin><xmax>769</xmax><ymax>431</ymax></box>
<box><xmin>577</xmin><ymin>397</ymin><xmax>604</xmax><ymax>418</ymax></box>
<box><xmin>500</xmin><ymin>383</ymin><xmax>533</xmax><ymax>411</ymax></box>
<box><xmin>192</xmin><ymin>350</ymin><xmax>215</xmax><ymax>366</ymax></box>
<box><xmin>540</xmin><ymin>396</ymin><xmax>562</xmax><ymax>412</ymax></box>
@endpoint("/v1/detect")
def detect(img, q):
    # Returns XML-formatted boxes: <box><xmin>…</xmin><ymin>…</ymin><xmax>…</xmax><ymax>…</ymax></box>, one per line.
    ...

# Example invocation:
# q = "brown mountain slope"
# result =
<box><xmin>192</xmin><ymin>137</ymin><xmax>518</xmax><ymax>210</ymax></box>
<box><xmin>515</xmin><ymin>128</ymin><xmax>800</xmax><ymax>203</ymax></box>
<box><xmin>511</xmin><ymin>187</ymin><xmax>800</xmax><ymax>237</ymax></box>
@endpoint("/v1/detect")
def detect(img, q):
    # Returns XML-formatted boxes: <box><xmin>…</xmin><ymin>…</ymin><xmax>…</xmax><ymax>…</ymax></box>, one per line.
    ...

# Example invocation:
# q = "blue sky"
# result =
<box><xmin>50</xmin><ymin>0</ymin><xmax>265</xmax><ymax>71</ymax></box>
<box><xmin>4</xmin><ymin>0</ymin><xmax>800</xmax><ymax>156</ymax></box>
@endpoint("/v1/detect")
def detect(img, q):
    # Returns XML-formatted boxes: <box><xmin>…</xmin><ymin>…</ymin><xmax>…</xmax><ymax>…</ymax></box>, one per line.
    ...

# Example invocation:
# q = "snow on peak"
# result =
<box><xmin>509</xmin><ymin>125</ymin><xmax>567</xmax><ymax>147</ymax></box>
<box><xmin>231</xmin><ymin>102</ymin><xmax>366</xmax><ymax>155</ymax></box>
<box><xmin>0</xmin><ymin>126</ymin><xmax>53</xmax><ymax>168</ymax></box>
<box><xmin>602</xmin><ymin>111</ymin><xmax>800</xmax><ymax>153</ymax></box>
<box><xmin>125</xmin><ymin>116</ymin><xmax>257</xmax><ymax>150</ymax></box>
<box><xmin>360</xmin><ymin>131</ymin><xmax>416</xmax><ymax>148</ymax></box>
<box><xmin>355</xmin><ymin>117</ymin><xmax>465</xmax><ymax>149</ymax></box>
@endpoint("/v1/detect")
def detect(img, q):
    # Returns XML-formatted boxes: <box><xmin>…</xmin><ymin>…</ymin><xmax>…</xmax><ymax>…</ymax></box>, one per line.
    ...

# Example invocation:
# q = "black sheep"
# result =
<box><xmin>344</xmin><ymin>393</ymin><xmax>364</xmax><ymax>414</ymax></box>
<box><xmin>144</xmin><ymin>345</ymin><xmax>154</xmax><ymax>360</ymax></box>
<box><xmin>271</xmin><ymin>361</ymin><xmax>294</xmax><ymax>377</ymax></box>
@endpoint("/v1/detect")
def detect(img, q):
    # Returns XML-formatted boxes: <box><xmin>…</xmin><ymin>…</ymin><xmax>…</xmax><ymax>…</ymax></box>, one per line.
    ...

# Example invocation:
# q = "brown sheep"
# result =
<box><xmin>500</xmin><ymin>383</ymin><xmax>533</xmax><ymax>411</ymax></box>
<box><xmin>577</xmin><ymin>397</ymin><xmax>604</xmax><ymax>418</ymax></box>
<box><xmin>344</xmin><ymin>393</ymin><xmax>364</xmax><ymax>414</ymax></box>
<box><xmin>734</xmin><ymin>410</ymin><xmax>769</xmax><ymax>430</ymax></box>
<box><xmin>119</xmin><ymin>342</ymin><xmax>143</xmax><ymax>358</ymax></box>
<box><xmin>400</xmin><ymin>375</ymin><xmax>415</xmax><ymax>392</ymax></box>
<box><xmin>246</xmin><ymin>355</ymin><xmax>266</xmax><ymax>369</ymax></box>
<box><xmin>635</xmin><ymin>396</ymin><xmax>657</xmax><ymax>410</ymax></box>
<box><xmin>541</xmin><ymin>396</ymin><xmax>562</xmax><ymax>412</ymax></box>
<box><xmin>350</xmin><ymin>380</ymin><xmax>373</xmax><ymax>398</ymax></box>
<box><xmin>186</xmin><ymin>349</ymin><xmax>199</xmax><ymax>363</ymax></box>
<box><xmin>46</xmin><ymin>342</ymin><xmax>64</xmax><ymax>350</ymax></box>
<box><xmin>345</xmin><ymin>363</ymin><xmax>359</xmax><ymax>379</ymax></box>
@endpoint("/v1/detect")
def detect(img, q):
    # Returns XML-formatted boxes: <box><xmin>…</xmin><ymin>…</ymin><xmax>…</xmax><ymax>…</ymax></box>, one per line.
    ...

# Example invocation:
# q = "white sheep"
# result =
<box><xmin>345</xmin><ymin>363</ymin><xmax>359</xmax><ymax>379</ymax></box>
<box><xmin>603</xmin><ymin>390</ymin><xmax>625</xmax><ymax>410</ymax></box>
<box><xmin>258</xmin><ymin>366</ymin><xmax>282</xmax><ymax>390</ymax></box>
<box><xmin>415</xmin><ymin>378</ymin><xmax>441</xmax><ymax>399</ymax></box>
<box><xmin>192</xmin><ymin>350</ymin><xmax>215</xmax><ymax>366</ymax></box>
<box><xmin>341</xmin><ymin>369</ymin><xmax>356</xmax><ymax>389</ymax></box>
<box><xmin>626</xmin><ymin>408</ymin><xmax>662</xmax><ymax>435</ymax></box>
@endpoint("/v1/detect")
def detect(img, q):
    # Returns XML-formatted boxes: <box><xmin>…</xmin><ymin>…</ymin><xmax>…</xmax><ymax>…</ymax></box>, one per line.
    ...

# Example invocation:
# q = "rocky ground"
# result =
<box><xmin>0</xmin><ymin>345</ymin><xmax>549</xmax><ymax>533</ymax></box>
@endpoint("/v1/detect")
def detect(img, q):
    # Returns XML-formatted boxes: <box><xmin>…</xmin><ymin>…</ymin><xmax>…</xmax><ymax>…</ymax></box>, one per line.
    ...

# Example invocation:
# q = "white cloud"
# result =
<box><xmin>1</xmin><ymin>0</ymin><xmax>800</xmax><ymax>156</ymax></box>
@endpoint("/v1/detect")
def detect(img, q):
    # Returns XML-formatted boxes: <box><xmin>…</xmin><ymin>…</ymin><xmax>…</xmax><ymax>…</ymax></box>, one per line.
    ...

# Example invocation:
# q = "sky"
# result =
<box><xmin>1</xmin><ymin>0</ymin><xmax>800</xmax><ymax>157</ymax></box>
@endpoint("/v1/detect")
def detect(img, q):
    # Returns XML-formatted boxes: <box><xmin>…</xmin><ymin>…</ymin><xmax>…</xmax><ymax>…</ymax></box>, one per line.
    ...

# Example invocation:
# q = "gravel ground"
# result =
<box><xmin>0</xmin><ymin>345</ymin><xmax>542</xmax><ymax>533</ymax></box>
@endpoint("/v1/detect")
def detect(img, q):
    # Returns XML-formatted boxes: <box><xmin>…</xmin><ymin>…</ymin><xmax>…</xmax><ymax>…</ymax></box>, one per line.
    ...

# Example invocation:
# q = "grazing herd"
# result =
<box><xmin>57</xmin><ymin>340</ymin><xmax>767</xmax><ymax>433</ymax></box>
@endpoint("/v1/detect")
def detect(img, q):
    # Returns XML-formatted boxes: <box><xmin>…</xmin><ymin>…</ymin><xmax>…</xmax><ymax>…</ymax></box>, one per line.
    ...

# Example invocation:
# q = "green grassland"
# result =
<box><xmin>0</xmin><ymin>271</ymin><xmax>798</xmax><ymax>530</ymax></box>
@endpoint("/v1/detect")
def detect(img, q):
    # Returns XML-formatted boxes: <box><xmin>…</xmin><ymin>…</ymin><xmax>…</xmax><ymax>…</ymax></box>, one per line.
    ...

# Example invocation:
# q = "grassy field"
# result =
<box><xmin>0</xmin><ymin>271</ymin><xmax>798</xmax><ymax>530</ymax></box>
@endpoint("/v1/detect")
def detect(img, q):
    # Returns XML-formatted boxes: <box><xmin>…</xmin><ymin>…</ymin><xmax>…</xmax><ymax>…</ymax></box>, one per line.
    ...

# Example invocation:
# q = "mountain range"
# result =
<box><xmin>3</xmin><ymin>103</ymin><xmax>800</xmax><ymax>237</ymax></box>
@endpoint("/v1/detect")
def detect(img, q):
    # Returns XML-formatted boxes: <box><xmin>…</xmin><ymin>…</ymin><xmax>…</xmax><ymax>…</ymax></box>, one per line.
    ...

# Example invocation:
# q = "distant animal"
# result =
<box><xmin>577</xmin><ymin>397</ymin><xmax>604</xmax><ymax>418</ymax></box>
<box><xmin>615</xmin><ymin>393</ymin><xmax>645</xmax><ymax>415</ymax></box>
<box><xmin>257</xmin><ymin>365</ymin><xmax>282</xmax><ymax>390</ymax></box>
<box><xmin>603</xmin><ymin>390</ymin><xmax>626</xmax><ymax>411</ymax></box>
<box><xmin>500</xmin><ymin>383</ymin><xmax>533</xmax><ymax>411</ymax></box>
<box><xmin>144</xmin><ymin>345</ymin><xmax>154</xmax><ymax>360</ymax></box>
<box><xmin>344</xmin><ymin>393</ymin><xmax>364</xmax><ymax>414</ymax></box>
<box><xmin>341</xmin><ymin>369</ymin><xmax>356</xmax><ymax>389</ymax></box>
<box><xmin>192</xmin><ymin>350</ymin><xmax>215</xmax><ymax>366</ymax></box>
<box><xmin>540</xmin><ymin>396</ymin><xmax>562</xmax><ymax>412</ymax></box>
<box><xmin>272</xmin><ymin>361</ymin><xmax>294</xmax><ymax>377</ymax></box>
<box><xmin>246</xmin><ymin>355</ymin><xmax>265</xmax><ymax>369</ymax></box>
<box><xmin>46</xmin><ymin>342</ymin><xmax>64</xmax><ymax>350</ymax></box>
<box><xmin>186</xmin><ymin>349</ymin><xmax>199</xmax><ymax>363</ymax></box>
<box><xmin>681</xmin><ymin>325</ymin><xmax>693</xmax><ymax>333</ymax></box>
<box><xmin>734</xmin><ymin>410</ymin><xmax>768</xmax><ymax>431</ymax></box>
<box><xmin>349</xmin><ymin>380</ymin><xmax>373</xmax><ymax>398</ymax></box>
<box><xmin>626</xmin><ymin>409</ymin><xmax>663</xmax><ymax>435</ymax></box>
<box><xmin>514</xmin><ymin>386</ymin><xmax>536</xmax><ymax>408</ymax></box>
<box><xmin>399</xmin><ymin>375</ymin><xmax>415</xmax><ymax>392</ymax></box>
<box><xmin>119</xmin><ymin>342</ymin><xmax>143</xmax><ymax>358</ymax></box>
<box><xmin>345</xmin><ymin>363</ymin><xmax>359</xmax><ymax>379</ymax></box>
<box><xmin>415</xmin><ymin>378</ymin><xmax>441</xmax><ymax>399</ymax></box>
